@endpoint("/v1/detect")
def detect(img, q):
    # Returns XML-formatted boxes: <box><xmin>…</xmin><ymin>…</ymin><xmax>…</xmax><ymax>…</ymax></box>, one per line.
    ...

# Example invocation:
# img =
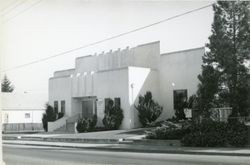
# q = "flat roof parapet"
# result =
<box><xmin>54</xmin><ymin>68</ymin><xmax>75</xmax><ymax>77</ymax></box>
<box><xmin>137</xmin><ymin>41</ymin><xmax>160</xmax><ymax>47</ymax></box>
<box><xmin>161</xmin><ymin>46</ymin><xmax>204</xmax><ymax>56</ymax></box>
<box><xmin>74</xmin><ymin>41</ymin><xmax>160</xmax><ymax>60</ymax></box>
<box><xmin>75</xmin><ymin>55</ymin><xmax>92</xmax><ymax>60</ymax></box>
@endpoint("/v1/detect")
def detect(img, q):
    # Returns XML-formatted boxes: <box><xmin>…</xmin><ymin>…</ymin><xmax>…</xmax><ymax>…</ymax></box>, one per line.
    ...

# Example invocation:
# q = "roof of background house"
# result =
<box><xmin>1</xmin><ymin>92</ymin><xmax>47</xmax><ymax>110</ymax></box>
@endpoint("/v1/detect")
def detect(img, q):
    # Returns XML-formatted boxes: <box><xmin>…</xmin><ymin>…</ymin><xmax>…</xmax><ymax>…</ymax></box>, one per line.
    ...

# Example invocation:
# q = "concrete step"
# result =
<box><xmin>53</xmin><ymin>125</ymin><xmax>67</xmax><ymax>133</ymax></box>
<box><xmin>66</xmin><ymin>123</ymin><xmax>75</xmax><ymax>133</ymax></box>
<box><xmin>52</xmin><ymin>122</ymin><xmax>76</xmax><ymax>134</ymax></box>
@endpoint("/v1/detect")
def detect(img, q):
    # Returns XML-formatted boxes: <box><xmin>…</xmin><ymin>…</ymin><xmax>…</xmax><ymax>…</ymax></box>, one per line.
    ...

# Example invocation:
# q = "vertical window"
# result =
<box><xmin>54</xmin><ymin>101</ymin><xmax>58</xmax><ymax>113</ymax></box>
<box><xmin>61</xmin><ymin>100</ymin><xmax>65</xmax><ymax>114</ymax></box>
<box><xmin>104</xmin><ymin>98</ymin><xmax>110</xmax><ymax>109</ymax></box>
<box><xmin>114</xmin><ymin>98</ymin><xmax>121</xmax><ymax>107</ymax></box>
<box><xmin>4</xmin><ymin>114</ymin><xmax>8</xmax><ymax>123</ymax></box>
<box><xmin>25</xmin><ymin>113</ymin><xmax>30</xmax><ymax>118</ymax></box>
<box><xmin>173</xmin><ymin>89</ymin><xmax>187</xmax><ymax>110</ymax></box>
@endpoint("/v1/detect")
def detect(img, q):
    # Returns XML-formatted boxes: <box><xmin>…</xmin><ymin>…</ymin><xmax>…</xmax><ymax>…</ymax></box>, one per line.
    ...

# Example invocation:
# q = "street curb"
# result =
<box><xmin>3</xmin><ymin>141</ymin><xmax>250</xmax><ymax>157</ymax></box>
<box><xmin>3</xmin><ymin>136</ymin><xmax>120</xmax><ymax>144</ymax></box>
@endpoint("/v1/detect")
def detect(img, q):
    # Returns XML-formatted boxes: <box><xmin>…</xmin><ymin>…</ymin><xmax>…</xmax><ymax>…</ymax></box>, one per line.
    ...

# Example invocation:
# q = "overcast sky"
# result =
<box><xmin>0</xmin><ymin>0</ymin><xmax>214</xmax><ymax>100</ymax></box>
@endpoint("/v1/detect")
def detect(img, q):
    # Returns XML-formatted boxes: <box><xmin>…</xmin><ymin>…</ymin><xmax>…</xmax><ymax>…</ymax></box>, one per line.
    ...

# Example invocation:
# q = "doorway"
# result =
<box><xmin>82</xmin><ymin>99</ymin><xmax>96</xmax><ymax>118</ymax></box>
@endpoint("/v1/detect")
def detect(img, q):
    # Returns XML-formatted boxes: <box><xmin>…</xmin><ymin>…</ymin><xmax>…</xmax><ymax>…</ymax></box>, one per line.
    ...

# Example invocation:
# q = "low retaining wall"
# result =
<box><xmin>127</xmin><ymin>139</ymin><xmax>181</xmax><ymax>146</ymax></box>
<box><xmin>2</xmin><ymin>123</ymin><xmax>43</xmax><ymax>133</ymax></box>
<box><xmin>48</xmin><ymin>116</ymin><xmax>68</xmax><ymax>132</ymax></box>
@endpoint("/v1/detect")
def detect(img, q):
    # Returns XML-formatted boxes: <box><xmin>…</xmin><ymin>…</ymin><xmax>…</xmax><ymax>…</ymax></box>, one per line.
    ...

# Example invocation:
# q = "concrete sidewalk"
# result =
<box><xmin>3</xmin><ymin>128</ymin><xmax>250</xmax><ymax>157</ymax></box>
<box><xmin>2</xmin><ymin>128</ymin><xmax>149</xmax><ymax>143</ymax></box>
<box><xmin>3</xmin><ymin>139</ymin><xmax>250</xmax><ymax>157</ymax></box>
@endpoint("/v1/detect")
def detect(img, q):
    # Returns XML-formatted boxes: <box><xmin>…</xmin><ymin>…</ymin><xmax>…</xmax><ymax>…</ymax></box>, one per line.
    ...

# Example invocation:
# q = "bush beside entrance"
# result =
<box><xmin>76</xmin><ymin>115</ymin><xmax>97</xmax><ymax>133</ymax></box>
<box><xmin>42</xmin><ymin>104</ymin><xmax>65</xmax><ymax>132</ymax></box>
<box><xmin>102</xmin><ymin>98</ymin><xmax>124</xmax><ymax>130</ymax></box>
<box><xmin>135</xmin><ymin>91</ymin><xmax>163</xmax><ymax>127</ymax></box>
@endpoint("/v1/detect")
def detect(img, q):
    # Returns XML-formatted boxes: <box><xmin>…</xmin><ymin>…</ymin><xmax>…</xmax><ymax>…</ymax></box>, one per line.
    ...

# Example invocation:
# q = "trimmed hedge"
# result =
<box><xmin>226</xmin><ymin>121</ymin><xmax>248</xmax><ymax>147</ymax></box>
<box><xmin>181</xmin><ymin>121</ymin><xmax>227</xmax><ymax>147</ymax></box>
<box><xmin>147</xmin><ymin>119</ymin><xmax>249</xmax><ymax>147</ymax></box>
<box><xmin>181</xmin><ymin>120</ymin><xmax>248</xmax><ymax>147</ymax></box>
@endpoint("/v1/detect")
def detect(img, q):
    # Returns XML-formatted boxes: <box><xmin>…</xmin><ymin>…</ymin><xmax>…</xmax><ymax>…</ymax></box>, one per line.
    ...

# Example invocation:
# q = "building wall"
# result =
<box><xmin>49</xmin><ymin>76</ymin><xmax>72</xmax><ymax>116</ymax></box>
<box><xmin>130</xmin><ymin>41</ymin><xmax>160</xmax><ymax>69</ymax></box>
<box><xmin>158</xmin><ymin>47</ymin><xmax>204</xmax><ymax>119</ymax></box>
<box><xmin>128</xmin><ymin>66</ymin><xmax>160</xmax><ymax>128</ymax></box>
<box><xmin>74</xmin><ymin>41</ymin><xmax>160</xmax><ymax>73</ymax></box>
<box><xmin>93</xmin><ymin>68</ymin><xmax>129</xmax><ymax>129</ymax></box>
<box><xmin>75</xmin><ymin>55</ymin><xmax>97</xmax><ymax>73</ymax></box>
<box><xmin>71</xmin><ymin>73</ymin><xmax>94</xmax><ymax>97</ymax></box>
<box><xmin>2</xmin><ymin>110</ymin><xmax>44</xmax><ymax>124</ymax></box>
<box><xmin>1</xmin><ymin>92</ymin><xmax>46</xmax><ymax>132</ymax></box>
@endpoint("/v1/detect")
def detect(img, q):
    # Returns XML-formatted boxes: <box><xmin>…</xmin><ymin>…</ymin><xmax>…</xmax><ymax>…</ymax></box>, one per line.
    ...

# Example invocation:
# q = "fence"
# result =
<box><xmin>192</xmin><ymin>107</ymin><xmax>250</xmax><ymax>124</ymax></box>
<box><xmin>2</xmin><ymin>123</ymin><xmax>44</xmax><ymax>133</ymax></box>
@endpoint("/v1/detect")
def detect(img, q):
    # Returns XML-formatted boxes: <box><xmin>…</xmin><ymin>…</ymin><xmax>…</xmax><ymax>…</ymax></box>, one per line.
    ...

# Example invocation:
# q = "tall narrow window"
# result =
<box><xmin>173</xmin><ymin>89</ymin><xmax>187</xmax><ymax>110</ymax></box>
<box><xmin>114</xmin><ymin>97</ymin><xmax>121</xmax><ymax>107</ymax></box>
<box><xmin>61</xmin><ymin>100</ymin><xmax>65</xmax><ymax>114</ymax></box>
<box><xmin>25</xmin><ymin>113</ymin><xmax>30</xmax><ymax>119</ymax></box>
<box><xmin>54</xmin><ymin>101</ymin><xmax>58</xmax><ymax>113</ymax></box>
<box><xmin>104</xmin><ymin>98</ymin><xmax>110</xmax><ymax>109</ymax></box>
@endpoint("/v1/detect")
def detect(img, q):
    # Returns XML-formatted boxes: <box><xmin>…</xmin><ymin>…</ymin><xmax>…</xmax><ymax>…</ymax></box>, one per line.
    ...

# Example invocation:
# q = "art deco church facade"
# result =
<box><xmin>49</xmin><ymin>41</ymin><xmax>204</xmax><ymax>131</ymax></box>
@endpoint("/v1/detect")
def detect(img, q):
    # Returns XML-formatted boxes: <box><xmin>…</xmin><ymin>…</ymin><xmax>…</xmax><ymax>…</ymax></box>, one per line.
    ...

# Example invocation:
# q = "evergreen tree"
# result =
<box><xmin>42</xmin><ymin>104</ymin><xmax>57</xmax><ymax>132</ymax></box>
<box><xmin>135</xmin><ymin>91</ymin><xmax>162</xmax><ymax>127</ymax></box>
<box><xmin>1</xmin><ymin>75</ymin><xmax>14</xmax><ymax>92</ymax></box>
<box><xmin>196</xmin><ymin>1</ymin><xmax>250</xmax><ymax>117</ymax></box>
<box><xmin>102</xmin><ymin>98</ymin><xmax>124</xmax><ymax>130</ymax></box>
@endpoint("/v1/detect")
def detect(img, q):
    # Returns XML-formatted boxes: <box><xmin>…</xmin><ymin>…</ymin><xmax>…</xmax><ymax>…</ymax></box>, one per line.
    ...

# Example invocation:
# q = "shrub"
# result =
<box><xmin>148</xmin><ymin>118</ymin><xmax>249</xmax><ymax>147</ymax></box>
<box><xmin>135</xmin><ymin>91</ymin><xmax>163</xmax><ymax>127</ymax></box>
<box><xmin>181</xmin><ymin>119</ymin><xmax>248</xmax><ymax>147</ymax></box>
<box><xmin>146</xmin><ymin>120</ymin><xmax>164</xmax><ymax>127</ymax></box>
<box><xmin>58</xmin><ymin>112</ymin><xmax>64</xmax><ymax>119</ymax></box>
<box><xmin>102</xmin><ymin>98</ymin><xmax>124</xmax><ymax>130</ymax></box>
<box><xmin>182</xmin><ymin>131</ymin><xmax>227</xmax><ymax>147</ymax></box>
<box><xmin>181</xmin><ymin>120</ymin><xmax>228</xmax><ymax>147</ymax></box>
<box><xmin>146</xmin><ymin>121</ymin><xmax>190</xmax><ymax>140</ymax></box>
<box><xmin>226</xmin><ymin>121</ymin><xmax>248</xmax><ymax>147</ymax></box>
<box><xmin>42</xmin><ymin>104</ymin><xmax>57</xmax><ymax>132</ymax></box>
<box><xmin>76</xmin><ymin>115</ymin><xmax>97</xmax><ymax>133</ymax></box>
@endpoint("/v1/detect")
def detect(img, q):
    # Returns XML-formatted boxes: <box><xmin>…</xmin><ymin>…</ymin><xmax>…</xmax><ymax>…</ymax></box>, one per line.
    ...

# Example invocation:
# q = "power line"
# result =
<box><xmin>0</xmin><ymin>0</ymin><xmax>19</xmax><ymax>14</ymax></box>
<box><xmin>0</xmin><ymin>0</ymin><xmax>27</xmax><ymax>17</ymax></box>
<box><xmin>3</xmin><ymin>0</ymin><xmax>43</xmax><ymax>23</ymax></box>
<box><xmin>0</xmin><ymin>3</ymin><xmax>214</xmax><ymax>73</ymax></box>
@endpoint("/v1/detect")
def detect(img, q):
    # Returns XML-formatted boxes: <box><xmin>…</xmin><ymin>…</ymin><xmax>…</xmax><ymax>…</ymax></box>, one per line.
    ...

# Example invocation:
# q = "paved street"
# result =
<box><xmin>3</xmin><ymin>144</ymin><xmax>250</xmax><ymax>165</ymax></box>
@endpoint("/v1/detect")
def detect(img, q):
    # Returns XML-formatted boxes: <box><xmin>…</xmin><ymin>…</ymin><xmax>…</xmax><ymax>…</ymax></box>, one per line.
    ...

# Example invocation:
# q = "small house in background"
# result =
<box><xmin>1</xmin><ymin>92</ymin><xmax>46</xmax><ymax>133</ymax></box>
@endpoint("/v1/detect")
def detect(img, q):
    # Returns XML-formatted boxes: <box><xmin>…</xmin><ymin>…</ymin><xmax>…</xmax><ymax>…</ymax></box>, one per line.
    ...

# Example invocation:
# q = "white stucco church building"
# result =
<box><xmin>48</xmin><ymin>41</ymin><xmax>204</xmax><ymax>131</ymax></box>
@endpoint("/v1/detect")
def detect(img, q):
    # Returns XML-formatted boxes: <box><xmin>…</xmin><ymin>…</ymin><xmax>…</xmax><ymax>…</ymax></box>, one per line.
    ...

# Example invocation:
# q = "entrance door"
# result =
<box><xmin>82</xmin><ymin>100</ymin><xmax>94</xmax><ymax>118</ymax></box>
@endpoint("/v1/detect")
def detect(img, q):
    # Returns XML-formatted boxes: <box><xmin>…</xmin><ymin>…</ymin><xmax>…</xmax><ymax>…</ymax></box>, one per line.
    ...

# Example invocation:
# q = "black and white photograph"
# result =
<box><xmin>0</xmin><ymin>0</ymin><xmax>250</xmax><ymax>164</ymax></box>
